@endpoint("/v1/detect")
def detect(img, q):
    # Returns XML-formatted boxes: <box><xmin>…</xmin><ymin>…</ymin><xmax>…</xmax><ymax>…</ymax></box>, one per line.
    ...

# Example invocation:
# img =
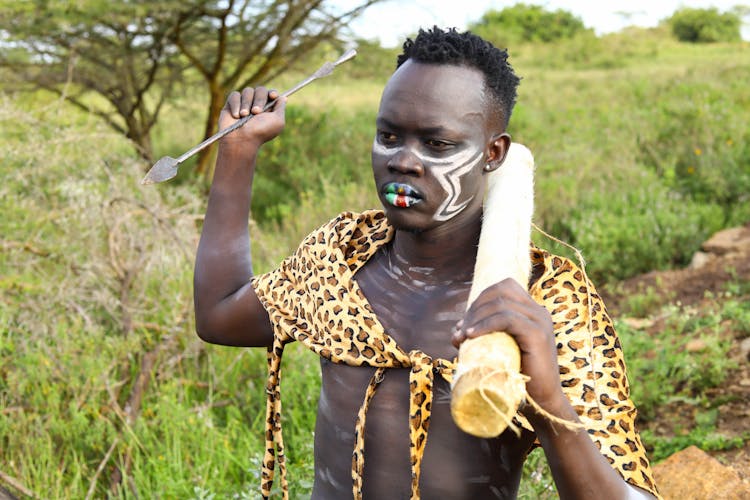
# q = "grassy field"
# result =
<box><xmin>1</xmin><ymin>29</ymin><xmax>749</xmax><ymax>498</ymax></box>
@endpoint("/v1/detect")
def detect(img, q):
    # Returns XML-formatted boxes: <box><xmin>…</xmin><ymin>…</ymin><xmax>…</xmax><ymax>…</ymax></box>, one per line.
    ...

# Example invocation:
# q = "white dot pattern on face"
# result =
<box><xmin>372</xmin><ymin>142</ymin><xmax>484</xmax><ymax>222</ymax></box>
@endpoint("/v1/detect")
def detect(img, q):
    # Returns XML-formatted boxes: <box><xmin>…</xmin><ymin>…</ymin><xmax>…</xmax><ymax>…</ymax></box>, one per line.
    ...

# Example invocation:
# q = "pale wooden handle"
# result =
<box><xmin>451</xmin><ymin>332</ymin><xmax>524</xmax><ymax>438</ymax></box>
<box><xmin>451</xmin><ymin>143</ymin><xmax>535</xmax><ymax>438</ymax></box>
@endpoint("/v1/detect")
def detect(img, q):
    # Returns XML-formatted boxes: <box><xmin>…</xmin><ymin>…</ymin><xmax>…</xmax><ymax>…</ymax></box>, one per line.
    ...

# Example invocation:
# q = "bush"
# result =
<box><xmin>346</xmin><ymin>38</ymin><xmax>399</xmax><ymax>79</ymax></box>
<box><xmin>511</xmin><ymin>27</ymin><xmax>669</xmax><ymax>70</ymax></box>
<box><xmin>253</xmin><ymin>105</ymin><xmax>377</xmax><ymax>222</ymax></box>
<box><xmin>667</xmin><ymin>7</ymin><xmax>741</xmax><ymax>43</ymax></box>
<box><xmin>552</xmin><ymin>177</ymin><xmax>724</xmax><ymax>283</ymax></box>
<box><xmin>469</xmin><ymin>4</ymin><xmax>591</xmax><ymax>47</ymax></box>
<box><xmin>637</xmin><ymin>73</ymin><xmax>750</xmax><ymax>225</ymax></box>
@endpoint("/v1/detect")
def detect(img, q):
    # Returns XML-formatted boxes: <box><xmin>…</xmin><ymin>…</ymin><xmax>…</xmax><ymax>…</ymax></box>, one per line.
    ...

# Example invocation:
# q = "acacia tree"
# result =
<box><xmin>170</xmin><ymin>0</ymin><xmax>380</xmax><ymax>177</ymax></box>
<box><xmin>0</xmin><ymin>0</ymin><xmax>379</xmax><ymax>173</ymax></box>
<box><xmin>0</xmin><ymin>0</ymin><xmax>186</xmax><ymax>163</ymax></box>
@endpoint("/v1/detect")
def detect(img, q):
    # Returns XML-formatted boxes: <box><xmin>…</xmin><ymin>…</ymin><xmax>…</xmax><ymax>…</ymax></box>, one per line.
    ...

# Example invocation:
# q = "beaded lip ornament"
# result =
<box><xmin>383</xmin><ymin>182</ymin><xmax>422</xmax><ymax>208</ymax></box>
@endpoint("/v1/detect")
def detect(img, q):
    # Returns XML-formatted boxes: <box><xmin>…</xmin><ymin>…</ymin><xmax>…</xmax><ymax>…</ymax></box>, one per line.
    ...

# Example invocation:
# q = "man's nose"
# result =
<box><xmin>387</xmin><ymin>147</ymin><xmax>423</xmax><ymax>176</ymax></box>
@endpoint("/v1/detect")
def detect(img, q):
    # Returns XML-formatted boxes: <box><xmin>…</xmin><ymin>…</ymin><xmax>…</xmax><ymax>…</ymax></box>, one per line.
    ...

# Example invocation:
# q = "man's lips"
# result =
<box><xmin>382</xmin><ymin>182</ymin><xmax>422</xmax><ymax>208</ymax></box>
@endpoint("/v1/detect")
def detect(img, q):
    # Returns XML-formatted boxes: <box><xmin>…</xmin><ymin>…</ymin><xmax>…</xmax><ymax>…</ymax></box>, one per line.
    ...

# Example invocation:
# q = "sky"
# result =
<box><xmin>344</xmin><ymin>0</ymin><xmax>748</xmax><ymax>46</ymax></box>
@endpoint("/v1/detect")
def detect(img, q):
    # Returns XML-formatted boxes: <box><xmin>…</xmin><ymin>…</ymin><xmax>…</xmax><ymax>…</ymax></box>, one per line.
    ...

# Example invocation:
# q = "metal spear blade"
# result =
<box><xmin>141</xmin><ymin>48</ymin><xmax>358</xmax><ymax>185</ymax></box>
<box><xmin>141</xmin><ymin>156</ymin><xmax>179</xmax><ymax>185</ymax></box>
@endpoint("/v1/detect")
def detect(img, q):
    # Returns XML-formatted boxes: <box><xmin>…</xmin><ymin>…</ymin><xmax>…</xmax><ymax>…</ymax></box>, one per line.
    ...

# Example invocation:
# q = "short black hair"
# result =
<box><xmin>396</xmin><ymin>26</ymin><xmax>520</xmax><ymax>129</ymax></box>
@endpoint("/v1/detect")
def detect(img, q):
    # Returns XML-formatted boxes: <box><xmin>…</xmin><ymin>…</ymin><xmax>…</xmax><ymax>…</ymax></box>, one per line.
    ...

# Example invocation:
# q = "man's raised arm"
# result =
<box><xmin>193</xmin><ymin>87</ymin><xmax>286</xmax><ymax>347</ymax></box>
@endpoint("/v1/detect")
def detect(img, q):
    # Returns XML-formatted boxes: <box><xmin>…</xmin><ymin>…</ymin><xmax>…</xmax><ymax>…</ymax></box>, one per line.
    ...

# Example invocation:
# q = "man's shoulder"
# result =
<box><xmin>305</xmin><ymin>209</ymin><xmax>389</xmax><ymax>244</ymax></box>
<box><xmin>291</xmin><ymin>210</ymin><xmax>392</xmax><ymax>273</ymax></box>
<box><xmin>529</xmin><ymin>244</ymin><xmax>585</xmax><ymax>286</ymax></box>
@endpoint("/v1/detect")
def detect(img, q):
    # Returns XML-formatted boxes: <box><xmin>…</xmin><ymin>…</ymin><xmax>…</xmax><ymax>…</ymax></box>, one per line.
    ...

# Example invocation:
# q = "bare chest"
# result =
<box><xmin>311</xmin><ymin>251</ymin><xmax>534</xmax><ymax>498</ymax></box>
<box><xmin>352</xmin><ymin>250</ymin><xmax>470</xmax><ymax>357</ymax></box>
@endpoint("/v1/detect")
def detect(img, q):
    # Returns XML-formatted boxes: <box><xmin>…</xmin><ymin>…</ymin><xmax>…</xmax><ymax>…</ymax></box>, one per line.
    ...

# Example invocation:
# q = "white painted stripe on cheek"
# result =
<box><xmin>372</xmin><ymin>141</ymin><xmax>484</xmax><ymax>221</ymax></box>
<box><xmin>432</xmin><ymin>149</ymin><xmax>484</xmax><ymax>221</ymax></box>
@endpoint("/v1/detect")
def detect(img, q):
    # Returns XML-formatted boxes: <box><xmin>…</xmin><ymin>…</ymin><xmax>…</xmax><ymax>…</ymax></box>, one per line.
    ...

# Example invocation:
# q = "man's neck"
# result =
<box><xmin>389</xmin><ymin>213</ymin><xmax>481</xmax><ymax>285</ymax></box>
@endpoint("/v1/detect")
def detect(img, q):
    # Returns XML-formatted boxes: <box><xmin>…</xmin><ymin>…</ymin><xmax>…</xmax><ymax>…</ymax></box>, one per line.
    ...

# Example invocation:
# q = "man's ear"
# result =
<box><xmin>484</xmin><ymin>133</ymin><xmax>511</xmax><ymax>173</ymax></box>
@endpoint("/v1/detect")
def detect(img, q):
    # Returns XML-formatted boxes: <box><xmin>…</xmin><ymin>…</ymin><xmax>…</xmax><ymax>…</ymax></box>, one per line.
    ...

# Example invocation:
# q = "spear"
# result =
<box><xmin>141</xmin><ymin>49</ymin><xmax>357</xmax><ymax>185</ymax></box>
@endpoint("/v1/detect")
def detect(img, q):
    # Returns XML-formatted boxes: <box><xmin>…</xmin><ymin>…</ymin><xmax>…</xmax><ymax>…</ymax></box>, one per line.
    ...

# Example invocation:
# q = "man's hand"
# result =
<box><xmin>451</xmin><ymin>278</ymin><xmax>566</xmax><ymax>417</ymax></box>
<box><xmin>219</xmin><ymin>87</ymin><xmax>287</xmax><ymax>150</ymax></box>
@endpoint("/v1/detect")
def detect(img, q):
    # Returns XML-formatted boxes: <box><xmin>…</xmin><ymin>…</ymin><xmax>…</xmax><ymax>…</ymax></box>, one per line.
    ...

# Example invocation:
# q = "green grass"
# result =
<box><xmin>617</xmin><ymin>306</ymin><xmax>737</xmax><ymax>422</ymax></box>
<box><xmin>2</xmin><ymin>30</ymin><xmax>750</xmax><ymax>497</ymax></box>
<box><xmin>616</xmin><ymin>291</ymin><xmax>750</xmax><ymax>462</ymax></box>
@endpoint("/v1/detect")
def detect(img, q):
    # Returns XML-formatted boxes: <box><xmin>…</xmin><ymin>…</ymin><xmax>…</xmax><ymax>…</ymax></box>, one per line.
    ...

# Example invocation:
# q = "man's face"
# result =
<box><xmin>372</xmin><ymin>60</ymin><xmax>493</xmax><ymax>233</ymax></box>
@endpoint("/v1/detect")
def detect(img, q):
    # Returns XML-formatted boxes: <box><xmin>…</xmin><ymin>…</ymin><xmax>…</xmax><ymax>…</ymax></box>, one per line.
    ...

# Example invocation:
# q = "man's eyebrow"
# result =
<box><xmin>375</xmin><ymin>117</ymin><xmax>455</xmax><ymax>136</ymax></box>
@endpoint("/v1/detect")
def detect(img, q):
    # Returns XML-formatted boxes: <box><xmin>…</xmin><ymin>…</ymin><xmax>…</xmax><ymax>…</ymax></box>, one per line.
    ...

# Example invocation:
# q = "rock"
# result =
<box><xmin>685</xmin><ymin>339</ymin><xmax>707</xmax><ymax>352</ymax></box>
<box><xmin>701</xmin><ymin>226</ymin><xmax>750</xmax><ymax>256</ymax></box>
<box><xmin>622</xmin><ymin>317</ymin><xmax>655</xmax><ymax>329</ymax></box>
<box><xmin>740</xmin><ymin>337</ymin><xmax>750</xmax><ymax>361</ymax></box>
<box><xmin>653</xmin><ymin>445</ymin><xmax>750</xmax><ymax>499</ymax></box>
<box><xmin>688</xmin><ymin>251</ymin><xmax>713</xmax><ymax>269</ymax></box>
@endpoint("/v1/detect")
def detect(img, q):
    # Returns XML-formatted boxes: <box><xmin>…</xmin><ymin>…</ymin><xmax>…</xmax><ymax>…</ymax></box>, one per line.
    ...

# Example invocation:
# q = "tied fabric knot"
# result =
<box><xmin>351</xmin><ymin>350</ymin><xmax>455</xmax><ymax>500</ymax></box>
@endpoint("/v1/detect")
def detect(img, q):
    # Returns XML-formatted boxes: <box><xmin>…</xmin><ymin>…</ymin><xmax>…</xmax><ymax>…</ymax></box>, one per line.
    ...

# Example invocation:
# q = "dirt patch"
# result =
<box><xmin>602</xmin><ymin>224</ymin><xmax>750</xmax><ymax>483</ymax></box>
<box><xmin>602</xmin><ymin>224</ymin><xmax>750</xmax><ymax>315</ymax></box>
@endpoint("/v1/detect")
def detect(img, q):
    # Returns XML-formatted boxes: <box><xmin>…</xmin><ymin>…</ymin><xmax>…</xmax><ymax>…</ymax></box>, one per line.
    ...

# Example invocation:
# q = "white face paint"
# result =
<box><xmin>372</xmin><ymin>141</ymin><xmax>485</xmax><ymax>222</ymax></box>
<box><xmin>429</xmin><ymin>148</ymin><xmax>484</xmax><ymax>221</ymax></box>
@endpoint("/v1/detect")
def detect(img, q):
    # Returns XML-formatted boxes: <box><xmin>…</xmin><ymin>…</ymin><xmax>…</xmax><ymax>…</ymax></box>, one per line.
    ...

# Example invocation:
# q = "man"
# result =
<box><xmin>194</xmin><ymin>27</ymin><xmax>659</xmax><ymax>499</ymax></box>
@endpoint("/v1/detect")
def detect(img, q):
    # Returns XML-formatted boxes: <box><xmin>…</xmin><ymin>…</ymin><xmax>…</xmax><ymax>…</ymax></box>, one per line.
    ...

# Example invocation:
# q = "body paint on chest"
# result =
<box><xmin>373</xmin><ymin>142</ymin><xmax>484</xmax><ymax>222</ymax></box>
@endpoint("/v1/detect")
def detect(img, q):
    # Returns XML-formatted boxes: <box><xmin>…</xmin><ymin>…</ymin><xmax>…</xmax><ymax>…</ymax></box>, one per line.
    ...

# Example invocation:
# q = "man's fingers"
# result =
<box><xmin>271</xmin><ymin>95</ymin><xmax>287</xmax><ymax>115</ymax></box>
<box><xmin>226</xmin><ymin>90</ymin><xmax>242</xmax><ymax>118</ymax></box>
<box><xmin>240</xmin><ymin>88</ymin><xmax>255</xmax><ymax>117</ymax></box>
<box><xmin>464</xmin><ymin>309</ymin><xmax>534</xmax><ymax>340</ymax></box>
<box><xmin>451</xmin><ymin>322</ymin><xmax>466</xmax><ymax>348</ymax></box>
<box><xmin>470</xmin><ymin>278</ymin><xmax>529</xmax><ymax>308</ymax></box>
<box><xmin>454</xmin><ymin>309</ymin><xmax>537</xmax><ymax>348</ymax></box>
<box><xmin>251</xmin><ymin>86</ymin><xmax>269</xmax><ymax>114</ymax></box>
<box><xmin>464</xmin><ymin>294</ymin><xmax>543</xmax><ymax>334</ymax></box>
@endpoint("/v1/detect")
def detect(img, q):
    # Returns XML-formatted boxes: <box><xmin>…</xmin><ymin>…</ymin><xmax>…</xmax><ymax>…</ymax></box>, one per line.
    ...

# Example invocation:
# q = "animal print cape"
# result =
<box><xmin>251</xmin><ymin>210</ymin><xmax>659</xmax><ymax>499</ymax></box>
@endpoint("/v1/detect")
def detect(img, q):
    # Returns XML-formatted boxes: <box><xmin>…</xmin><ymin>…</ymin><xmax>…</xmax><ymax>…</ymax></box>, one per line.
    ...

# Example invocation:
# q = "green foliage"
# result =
<box><xmin>521</xmin><ymin>37</ymin><xmax>748</xmax><ymax>283</ymax></box>
<box><xmin>559</xmin><ymin>179</ymin><xmax>724</xmax><ymax>283</ymax></box>
<box><xmin>345</xmin><ymin>38</ymin><xmax>400</xmax><ymax>80</ymax></box>
<box><xmin>518</xmin><ymin>449</ymin><xmax>556</xmax><ymax>498</ymax></box>
<box><xmin>642</xmin><ymin>421</ymin><xmax>748</xmax><ymax>462</ymax></box>
<box><xmin>637</xmin><ymin>70</ymin><xmax>750</xmax><ymax>225</ymax></box>
<box><xmin>252</xmin><ymin>105</ymin><xmax>377</xmax><ymax>223</ymax></box>
<box><xmin>667</xmin><ymin>7</ymin><xmax>742</xmax><ymax>43</ymax></box>
<box><xmin>618</xmin><ymin>282</ymin><xmax>673</xmax><ymax>318</ymax></box>
<box><xmin>716</xmin><ymin>294</ymin><xmax>750</xmax><ymax>335</ymax></box>
<box><xmin>514</xmin><ymin>26</ymin><xmax>670</xmax><ymax>70</ymax></box>
<box><xmin>617</xmin><ymin>299</ymin><xmax>744</xmax><ymax>422</ymax></box>
<box><xmin>470</xmin><ymin>3</ymin><xmax>590</xmax><ymax>47</ymax></box>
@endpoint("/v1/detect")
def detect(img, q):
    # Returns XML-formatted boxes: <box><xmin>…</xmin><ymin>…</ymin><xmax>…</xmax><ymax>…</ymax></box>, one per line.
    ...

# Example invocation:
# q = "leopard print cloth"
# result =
<box><xmin>251</xmin><ymin>210</ymin><xmax>660</xmax><ymax>499</ymax></box>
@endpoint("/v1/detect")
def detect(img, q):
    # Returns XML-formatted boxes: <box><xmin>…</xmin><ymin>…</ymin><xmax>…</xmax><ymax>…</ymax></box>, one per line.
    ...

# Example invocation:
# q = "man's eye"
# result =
<box><xmin>425</xmin><ymin>139</ymin><xmax>452</xmax><ymax>149</ymax></box>
<box><xmin>378</xmin><ymin>131</ymin><xmax>398</xmax><ymax>144</ymax></box>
